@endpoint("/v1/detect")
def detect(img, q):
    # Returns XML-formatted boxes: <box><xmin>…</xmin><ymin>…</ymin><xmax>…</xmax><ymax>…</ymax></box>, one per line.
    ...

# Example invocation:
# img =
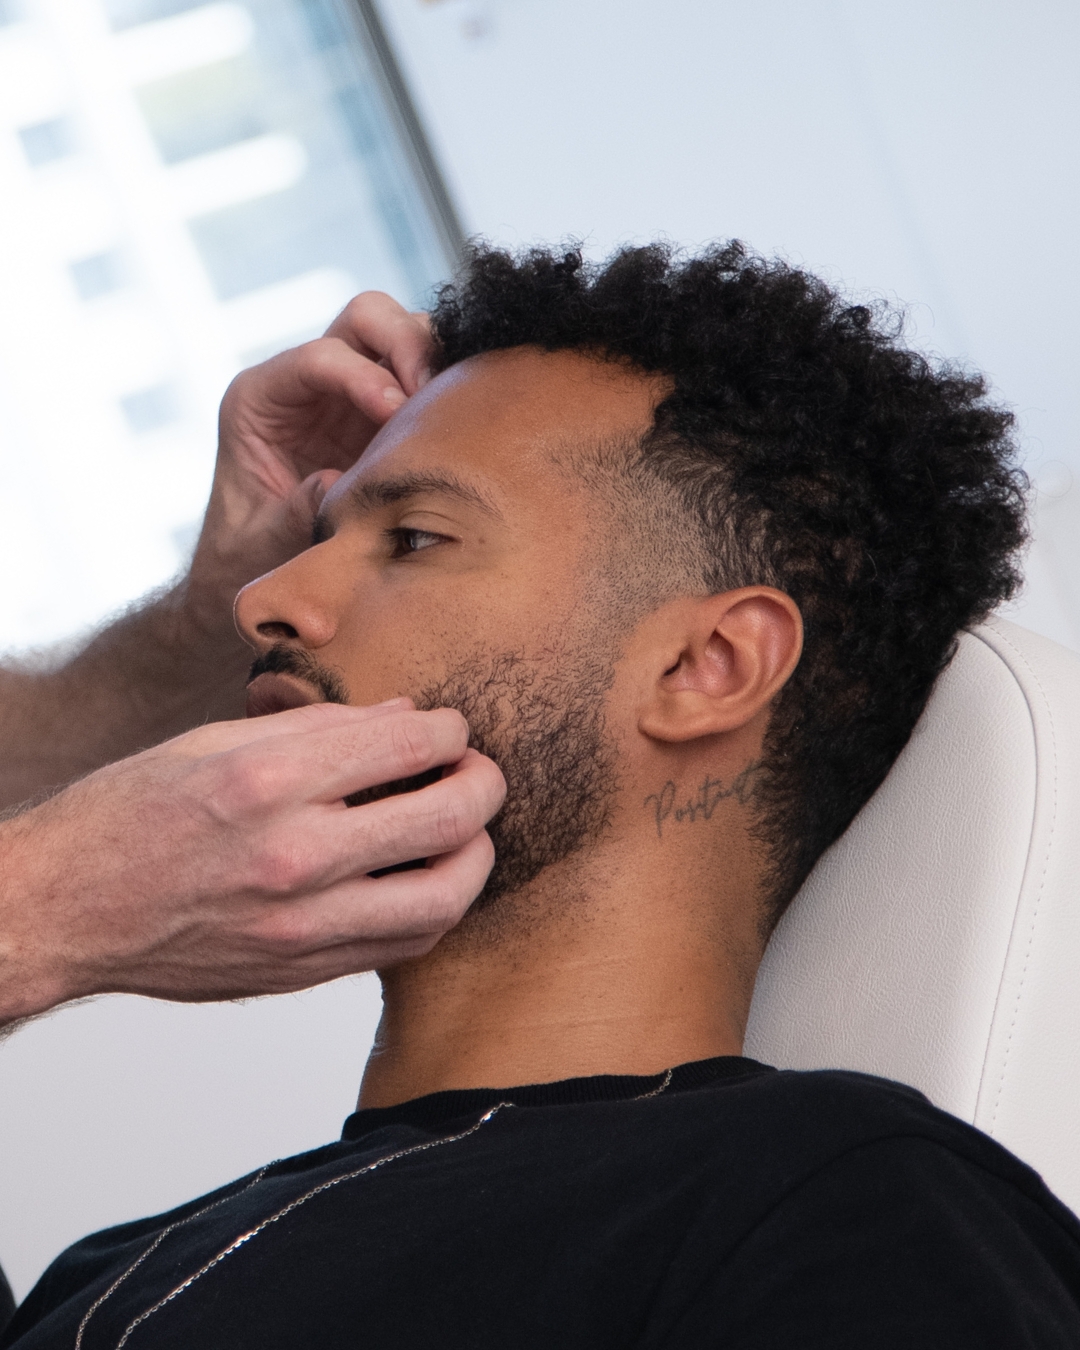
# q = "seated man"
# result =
<box><xmin>7</xmin><ymin>242</ymin><xmax>1079</xmax><ymax>1349</ymax></box>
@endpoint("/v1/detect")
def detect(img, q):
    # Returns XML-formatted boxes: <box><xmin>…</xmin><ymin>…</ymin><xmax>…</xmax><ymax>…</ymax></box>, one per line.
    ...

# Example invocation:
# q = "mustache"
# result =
<box><xmin>247</xmin><ymin>645</ymin><xmax>351</xmax><ymax>705</ymax></box>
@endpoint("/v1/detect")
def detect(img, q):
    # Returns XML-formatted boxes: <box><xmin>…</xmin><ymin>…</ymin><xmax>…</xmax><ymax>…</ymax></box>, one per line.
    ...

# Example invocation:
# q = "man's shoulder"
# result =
<box><xmin>654</xmin><ymin>1068</ymin><xmax>1080</xmax><ymax>1348</ymax></box>
<box><xmin>670</xmin><ymin>1062</ymin><xmax>1077</xmax><ymax>1229</ymax></box>
<box><xmin>711</xmin><ymin>1059</ymin><xmax>965</xmax><ymax>1136</ymax></box>
<box><xmin>681</xmin><ymin>1058</ymin><xmax>996</xmax><ymax>1148</ymax></box>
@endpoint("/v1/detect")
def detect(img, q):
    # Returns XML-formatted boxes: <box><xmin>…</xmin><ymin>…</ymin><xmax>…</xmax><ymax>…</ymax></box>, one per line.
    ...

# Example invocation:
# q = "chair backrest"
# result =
<box><xmin>745</xmin><ymin>617</ymin><xmax>1080</xmax><ymax>1213</ymax></box>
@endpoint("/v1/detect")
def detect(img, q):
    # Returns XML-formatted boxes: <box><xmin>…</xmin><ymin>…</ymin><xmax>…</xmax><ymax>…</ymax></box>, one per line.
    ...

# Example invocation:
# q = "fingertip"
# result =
<box><xmin>476</xmin><ymin>826</ymin><xmax>496</xmax><ymax>868</ymax></box>
<box><xmin>458</xmin><ymin>745</ymin><xmax>507</xmax><ymax>784</ymax></box>
<box><xmin>297</xmin><ymin>468</ymin><xmax>343</xmax><ymax>513</ymax></box>
<box><xmin>382</xmin><ymin>386</ymin><xmax>407</xmax><ymax>409</ymax></box>
<box><xmin>441</xmin><ymin>709</ymin><xmax>473</xmax><ymax>755</ymax></box>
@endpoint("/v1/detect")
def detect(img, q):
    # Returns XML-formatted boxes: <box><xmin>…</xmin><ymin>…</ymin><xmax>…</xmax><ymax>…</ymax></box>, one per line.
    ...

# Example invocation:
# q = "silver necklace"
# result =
<box><xmin>76</xmin><ymin>1067</ymin><xmax>673</xmax><ymax>1350</ymax></box>
<box><xmin>636</xmin><ymin>1067</ymin><xmax>673</xmax><ymax>1099</ymax></box>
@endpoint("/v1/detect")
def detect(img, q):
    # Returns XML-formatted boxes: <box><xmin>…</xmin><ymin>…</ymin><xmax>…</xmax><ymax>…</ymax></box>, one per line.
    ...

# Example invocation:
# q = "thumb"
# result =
<box><xmin>247</xmin><ymin>469</ymin><xmax>344</xmax><ymax>578</ymax></box>
<box><xmin>281</xmin><ymin>469</ymin><xmax>343</xmax><ymax>547</ymax></box>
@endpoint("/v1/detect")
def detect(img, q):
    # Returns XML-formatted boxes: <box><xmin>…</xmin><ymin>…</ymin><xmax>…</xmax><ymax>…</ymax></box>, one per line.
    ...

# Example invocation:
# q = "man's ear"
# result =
<box><xmin>638</xmin><ymin>588</ymin><xmax>803</xmax><ymax>744</ymax></box>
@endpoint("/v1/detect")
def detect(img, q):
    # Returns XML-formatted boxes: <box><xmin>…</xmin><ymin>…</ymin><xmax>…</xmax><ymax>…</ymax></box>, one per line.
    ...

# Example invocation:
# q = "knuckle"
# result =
<box><xmin>297</xmin><ymin>338</ymin><xmax>338</xmax><ymax>375</ymax></box>
<box><xmin>210</xmin><ymin>753</ymin><xmax>287</xmax><ymax>818</ymax></box>
<box><xmin>248</xmin><ymin>840</ymin><xmax>313</xmax><ymax>897</ymax></box>
<box><xmin>343</xmin><ymin>291</ymin><xmax>390</xmax><ymax>321</ymax></box>
<box><xmin>428</xmin><ymin>793</ymin><xmax>474</xmax><ymax>853</ymax></box>
<box><xmin>388</xmin><ymin>715</ymin><xmax>437</xmax><ymax>773</ymax></box>
<box><xmin>341</xmin><ymin>294</ymin><xmax>370</xmax><ymax>323</ymax></box>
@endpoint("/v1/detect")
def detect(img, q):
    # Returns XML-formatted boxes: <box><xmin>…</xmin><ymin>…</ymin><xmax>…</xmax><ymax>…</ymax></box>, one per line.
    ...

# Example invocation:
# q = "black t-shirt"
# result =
<box><xmin>5</xmin><ymin>1057</ymin><xmax>1080</xmax><ymax>1348</ymax></box>
<box><xmin>0</xmin><ymin>1270</ymin><xmax>13</xmax><ymax>1338</ymax></box>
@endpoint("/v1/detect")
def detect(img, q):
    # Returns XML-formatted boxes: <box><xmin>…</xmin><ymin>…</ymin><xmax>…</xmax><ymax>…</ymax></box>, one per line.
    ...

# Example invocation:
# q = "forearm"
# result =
<box><xmin>0</xmin><ymin>704</ymin><xmax>502</xmax><ymax>1027</ymax></box>
<box><xmin>0</xmin><ymin>298</ymin><xmax>434</xmax><ymax>809</ymax></box>
<box><xmin>0</xmin><ymin>581</ymin><xmax>250</xmax><ymax>807</ymax></box>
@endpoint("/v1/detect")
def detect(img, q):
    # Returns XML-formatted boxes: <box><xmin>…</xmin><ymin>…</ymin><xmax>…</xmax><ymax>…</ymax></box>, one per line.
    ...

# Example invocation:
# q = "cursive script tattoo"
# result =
<box><xmin>643</xmin><ymin>761</ymin><xmax>764</xmax><ymax>839</ymax></box>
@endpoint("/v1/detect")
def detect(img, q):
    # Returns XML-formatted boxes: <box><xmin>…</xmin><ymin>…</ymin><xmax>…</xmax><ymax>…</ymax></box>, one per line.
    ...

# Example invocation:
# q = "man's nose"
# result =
<box><xmin>233</xmin><ymin>554</ymin><xmax>339</xmax><ymax>653</ymax></box>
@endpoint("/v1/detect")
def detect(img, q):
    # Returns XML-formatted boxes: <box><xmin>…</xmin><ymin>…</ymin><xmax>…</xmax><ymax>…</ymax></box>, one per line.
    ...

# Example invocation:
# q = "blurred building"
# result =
<box><xmin>0</xmin><ymin>0</ymin><xmax>457</xmax><ymax>649</ymax></box>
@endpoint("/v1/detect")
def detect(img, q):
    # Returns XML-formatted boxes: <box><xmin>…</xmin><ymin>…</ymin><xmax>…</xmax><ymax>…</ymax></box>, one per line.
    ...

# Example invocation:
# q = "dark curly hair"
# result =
<box><xmin>430</xmin><ymin>241</ymin><xmax>1028</xmax><ymax>926</ymax></box>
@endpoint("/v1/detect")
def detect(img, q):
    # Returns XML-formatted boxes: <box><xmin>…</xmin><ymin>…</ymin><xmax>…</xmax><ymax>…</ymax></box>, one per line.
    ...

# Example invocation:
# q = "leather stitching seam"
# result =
<box><xmin>981</xmin><ymin>623</ymin><xmax>1058</xmax><ymax>1131</ymax></box>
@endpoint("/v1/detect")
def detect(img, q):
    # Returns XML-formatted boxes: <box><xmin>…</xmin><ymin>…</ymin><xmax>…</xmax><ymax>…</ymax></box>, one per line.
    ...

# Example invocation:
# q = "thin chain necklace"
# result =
<box><xmin>75</xmin><ymin>1066</ymin><xmax>673</xmax><ymax>1350</ymax></box>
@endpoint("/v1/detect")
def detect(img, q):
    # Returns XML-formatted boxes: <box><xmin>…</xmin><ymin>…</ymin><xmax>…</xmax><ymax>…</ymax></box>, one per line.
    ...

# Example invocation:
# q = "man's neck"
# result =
<box><xmin>357</xmin><ymin>837</ymin><xmax>763</xmax><ymax>1108</ymax></box>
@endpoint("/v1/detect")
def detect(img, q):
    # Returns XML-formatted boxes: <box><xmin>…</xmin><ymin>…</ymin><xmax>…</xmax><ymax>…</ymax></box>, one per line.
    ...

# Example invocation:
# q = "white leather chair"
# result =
<box><xmin>745</xmin><ymin>617</ymin><xmax>1080</xmax><ymax>1214</ymax></box>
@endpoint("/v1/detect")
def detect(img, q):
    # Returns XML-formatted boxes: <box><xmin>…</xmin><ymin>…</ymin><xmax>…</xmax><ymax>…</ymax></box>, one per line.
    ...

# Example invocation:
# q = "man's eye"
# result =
<box><xmin>389</xmin><ymin>527</ymin><xmax>446</xmax><ymax>557</ymax></box>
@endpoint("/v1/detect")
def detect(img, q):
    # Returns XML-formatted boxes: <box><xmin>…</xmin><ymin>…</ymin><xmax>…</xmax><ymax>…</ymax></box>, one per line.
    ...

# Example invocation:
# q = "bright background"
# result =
<box><xmin>1</xmin><ymin>0</ymin><xmax>1078</xmax><ymax>1300</ymax></box>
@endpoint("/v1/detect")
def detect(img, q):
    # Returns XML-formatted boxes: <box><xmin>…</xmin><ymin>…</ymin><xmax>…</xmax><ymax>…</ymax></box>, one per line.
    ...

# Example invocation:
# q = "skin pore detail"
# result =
<box><xmin>644</xmin><ymin>761</ymin><xmax>764</xmax><ymax>839</ymax></box>
<box><xmin>234</xmin><ymin>346</ymin><xmax>803</xmax><ymax>1104</ymax></box>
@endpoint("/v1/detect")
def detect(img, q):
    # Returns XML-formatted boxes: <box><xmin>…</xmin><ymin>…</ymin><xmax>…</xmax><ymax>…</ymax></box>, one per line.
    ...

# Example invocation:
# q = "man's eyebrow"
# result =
<box><xmin>346</xmin><ymin>472</ymin><xmax>502</xmax><ymax>520</ymax></box>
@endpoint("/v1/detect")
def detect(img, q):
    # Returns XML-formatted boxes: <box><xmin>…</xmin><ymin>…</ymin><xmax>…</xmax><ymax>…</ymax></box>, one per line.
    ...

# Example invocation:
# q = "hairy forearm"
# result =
<box><xmin>0</xmin><ymin>299</ymin><xmax>434</xmax><ymax>809</ymax></box>
<box><xmin>0</xmin><ymin>702</ymin><xmax>502</xmax><ymax>1027</ymax></box>
<box><xmin>0</xmin><ymin>581</ymin><xmax>251</xmax><ymax>808</ymax></box>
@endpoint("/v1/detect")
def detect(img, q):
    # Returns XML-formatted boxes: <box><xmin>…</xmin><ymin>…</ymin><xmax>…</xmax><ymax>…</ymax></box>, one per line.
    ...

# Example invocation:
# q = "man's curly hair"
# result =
<box><xmin>430</xmin><ymin>241</ymin><xmax>1028</xmax><ymax>927</ymax></box>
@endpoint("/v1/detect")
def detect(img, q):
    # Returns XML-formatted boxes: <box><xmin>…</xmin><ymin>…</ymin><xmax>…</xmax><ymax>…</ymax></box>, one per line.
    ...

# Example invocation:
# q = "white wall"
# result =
<box><xmin>2</xmin><ymin>0</ymin><xmax>1078</xmax><ymax>1302</ymax></box>
<box><xmin>0</xmin><ymin>979</ymin><xmax>384</xmax><ymax>1299</ymax></box>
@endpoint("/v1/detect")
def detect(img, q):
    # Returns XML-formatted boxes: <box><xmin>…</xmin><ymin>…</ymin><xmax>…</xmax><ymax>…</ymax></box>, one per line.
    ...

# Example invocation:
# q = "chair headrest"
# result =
<box><xmin>745</xmin><ymin>618</ymin><xmax>1080</xmax><ymax>1211</ymax></box>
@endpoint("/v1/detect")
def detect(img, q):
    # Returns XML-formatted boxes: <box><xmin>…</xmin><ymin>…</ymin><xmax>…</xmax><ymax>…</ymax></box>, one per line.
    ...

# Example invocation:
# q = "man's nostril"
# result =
<box><xmin>257</xmin><ymin>621</ymin><xmax>299</xmax><ymax>640</ymax></box>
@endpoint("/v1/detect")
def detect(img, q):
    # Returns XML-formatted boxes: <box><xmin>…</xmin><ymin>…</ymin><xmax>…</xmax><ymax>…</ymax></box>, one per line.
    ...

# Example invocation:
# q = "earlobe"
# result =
<box><xmin>638</xmin><ymin>588</ymin><xmax>802</xmax><ymax>745</ymax></box>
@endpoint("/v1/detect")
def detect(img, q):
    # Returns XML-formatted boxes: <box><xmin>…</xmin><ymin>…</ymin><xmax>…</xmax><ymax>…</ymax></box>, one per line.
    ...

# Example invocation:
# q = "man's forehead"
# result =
<box><xmin>355</xmin><ymin>347</ymin><xmax>664</xmax><ymax>487</ymax></box>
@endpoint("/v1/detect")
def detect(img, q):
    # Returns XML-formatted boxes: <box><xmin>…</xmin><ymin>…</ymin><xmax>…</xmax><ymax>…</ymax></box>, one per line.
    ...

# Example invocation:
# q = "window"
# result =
<box><xmin>70</xmin><ymin>249</ymin><xmax>128</xmax><ymax>300</ymax></box>
<box><xmin>0</xmin><ymin>0</ymin><xmax>461</xmax><ymax>649</ymax></box>
<box><xmin>18</xmin><ymin>115</ymin><xmax>77</xmax><ymax>165</ymax></box>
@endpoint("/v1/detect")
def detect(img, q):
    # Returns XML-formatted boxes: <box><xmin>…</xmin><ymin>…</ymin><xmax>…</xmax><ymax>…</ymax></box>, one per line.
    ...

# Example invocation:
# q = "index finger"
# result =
<box><xmin>211</xmin><ymin>706</ymin><xmax>473</xmax><ymax>807</ymax></box>
<box><xmin>324</xmin><ymin>292</ymin><xmax>435</xmax><ymax>396</ymax></box>
<box><xmin>157</xmin><ymin>699</ymin><xmax>415</xmax><ymax>760</ymax></box>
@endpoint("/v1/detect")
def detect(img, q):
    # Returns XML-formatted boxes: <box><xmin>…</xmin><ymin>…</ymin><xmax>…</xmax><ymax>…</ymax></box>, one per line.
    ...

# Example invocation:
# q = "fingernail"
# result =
<box><xmin>383</xmin><ymin>386</ymin><xmax>407</xmax><ymax>407</ymax></box>
<box><xmin>417</xmin><ymin>365</ymin><xmax>433</xmax><ymax>388</ymax></box>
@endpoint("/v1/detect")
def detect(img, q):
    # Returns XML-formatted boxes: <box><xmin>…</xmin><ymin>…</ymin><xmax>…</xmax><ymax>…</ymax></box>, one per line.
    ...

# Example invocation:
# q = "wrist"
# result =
<box><xmin>150</xmin><ymin>580</ymin><xmax>253</xmax><ymax>729</ymax></box>
<box><xmin>182</xmin><ymin>472</ymin><xmax>310</xmax><ymax>649</ymax></box>
<box><xmin>0</xmin><ymin>811</ymin><xmax>82</xmax><ymax>1027</ymax></box>
<box><xmin>166</xmin><ymin>568</ymin><xmax>245</xmax><ymax>660</ymax></box>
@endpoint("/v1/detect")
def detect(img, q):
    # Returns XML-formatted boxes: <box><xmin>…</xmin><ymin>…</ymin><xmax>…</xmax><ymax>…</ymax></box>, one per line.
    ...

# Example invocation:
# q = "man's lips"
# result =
<box><xmin>245</xmin><ymin>672</ymin><xmax>326</xmax><ymax>718</ymax></box>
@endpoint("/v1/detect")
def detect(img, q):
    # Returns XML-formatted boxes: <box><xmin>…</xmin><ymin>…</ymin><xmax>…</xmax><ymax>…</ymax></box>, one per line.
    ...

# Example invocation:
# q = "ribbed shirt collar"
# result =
<box><xmin>341</xmin><ymin>1055</ymin><xmax>772</xmax><ymax>1139</ymax></box>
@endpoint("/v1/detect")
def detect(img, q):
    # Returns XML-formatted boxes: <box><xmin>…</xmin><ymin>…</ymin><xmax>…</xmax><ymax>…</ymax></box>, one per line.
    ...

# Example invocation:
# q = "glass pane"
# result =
<box><xmin>0</xmin><ymin>0</ymin><xmax>456</xmax><ymax>649</ymax></box>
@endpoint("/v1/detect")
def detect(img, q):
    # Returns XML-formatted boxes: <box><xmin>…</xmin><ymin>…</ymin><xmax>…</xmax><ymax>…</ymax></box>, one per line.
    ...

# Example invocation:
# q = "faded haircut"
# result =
<box><xmin>430</xmin><ymin>241</ymin><xmax>1028</xmax><ymax>926</ymax></box>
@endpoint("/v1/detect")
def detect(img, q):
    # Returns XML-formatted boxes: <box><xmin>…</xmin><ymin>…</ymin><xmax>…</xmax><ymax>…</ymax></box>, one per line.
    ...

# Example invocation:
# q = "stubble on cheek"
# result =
<box><xmin>412</xmin><ymin>644</ymin><xmax>621</xmax><ymax>913</ymax></box>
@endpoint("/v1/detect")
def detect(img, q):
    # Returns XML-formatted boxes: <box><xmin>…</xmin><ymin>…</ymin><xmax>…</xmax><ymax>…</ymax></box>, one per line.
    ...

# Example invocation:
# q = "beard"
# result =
<box><xmin>413</xmin><ymin>647</ymin><xmax>620</xmax><ymax>909</ymax></box>
<box><xmin>250</xmin><ymin>641</ymin><xmax>620</xmax><ymax>910</ymax></box>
